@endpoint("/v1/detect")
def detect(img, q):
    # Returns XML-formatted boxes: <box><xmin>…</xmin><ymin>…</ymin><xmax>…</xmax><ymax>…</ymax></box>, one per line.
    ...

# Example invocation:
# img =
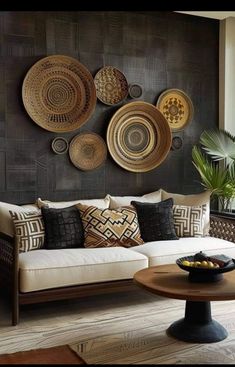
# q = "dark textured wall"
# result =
<box><xmin>0</xmin><ymin>11</ymin><xmax>219</xmax><ymax>204</ymax></box>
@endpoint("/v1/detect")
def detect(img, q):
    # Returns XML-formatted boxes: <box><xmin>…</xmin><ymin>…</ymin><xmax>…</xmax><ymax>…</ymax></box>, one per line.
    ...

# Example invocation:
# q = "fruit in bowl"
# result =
<box><xmin>181</xmin><ymin>259</ymin><xmax>220</xmax><ymax>269</ymax></box>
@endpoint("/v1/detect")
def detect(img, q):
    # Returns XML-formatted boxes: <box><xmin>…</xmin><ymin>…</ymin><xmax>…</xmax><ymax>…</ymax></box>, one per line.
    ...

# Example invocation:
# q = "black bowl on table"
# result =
<box><xmin>176</xmin><ymin>255</ymin><xmax>235</xmax><ymax>282</ymax></box>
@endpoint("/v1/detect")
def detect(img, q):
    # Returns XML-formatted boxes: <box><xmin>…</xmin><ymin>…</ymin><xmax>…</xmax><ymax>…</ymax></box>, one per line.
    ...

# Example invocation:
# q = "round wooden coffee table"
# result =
<box><xmin>134</xmin><ymin>264</ymin><xmax>235</xmax><ymax>343</ymax></box>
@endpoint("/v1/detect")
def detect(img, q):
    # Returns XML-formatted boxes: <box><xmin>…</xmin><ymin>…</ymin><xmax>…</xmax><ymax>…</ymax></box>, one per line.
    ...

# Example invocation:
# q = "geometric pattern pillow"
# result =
<box><xmin>9</xmin><ymin>211</ymin><xmax>45</xmax><ymax>252</ymax></box>
<box><xmin>76</xmin><ymin>204</ymin><xmax>144</xmax><ymax>248</ymax></box>
<box><xmin>173</xmin><ymin>204</ymin><xmax>207</xmax><ymax>237</ymax></box>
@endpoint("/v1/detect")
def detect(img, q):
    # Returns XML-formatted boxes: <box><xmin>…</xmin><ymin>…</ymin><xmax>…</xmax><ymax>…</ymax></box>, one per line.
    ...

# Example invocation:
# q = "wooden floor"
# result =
<box><xmin>0</xmin><ymin>345</ymin><xmax>85</xmax><ymax>364</ymax></box>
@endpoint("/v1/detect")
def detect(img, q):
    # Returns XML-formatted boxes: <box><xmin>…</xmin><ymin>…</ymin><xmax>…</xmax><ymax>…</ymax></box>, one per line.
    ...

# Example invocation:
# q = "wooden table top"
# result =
<box><xmin>134</xmin><ymin>264</ymin><xmax>235</xmax><ymax>302</ymax></box>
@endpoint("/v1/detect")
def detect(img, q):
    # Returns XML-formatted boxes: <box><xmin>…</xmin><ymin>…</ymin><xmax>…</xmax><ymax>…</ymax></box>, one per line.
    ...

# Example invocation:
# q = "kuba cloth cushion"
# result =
<box><xmin>77</xmin><ymin>204</ymin><xmax>144</xmax><ymax>248</ymax></box>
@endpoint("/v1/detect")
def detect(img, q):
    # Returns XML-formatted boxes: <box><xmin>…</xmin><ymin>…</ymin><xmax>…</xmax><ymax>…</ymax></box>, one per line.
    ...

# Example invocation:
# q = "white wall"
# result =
<box><xmin>219</xmin><ymin>17</ymin><xmax>235</xmax><ymax>210</ymax></box>
<box><xmin>219</xmin><ymin>17</ymin><xmax>235</xmax><ymax>134</ymax></box>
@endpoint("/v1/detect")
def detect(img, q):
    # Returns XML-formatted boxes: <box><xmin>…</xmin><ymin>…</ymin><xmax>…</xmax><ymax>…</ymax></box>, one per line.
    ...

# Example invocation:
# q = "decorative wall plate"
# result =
<box><xmin>128</xmin><ymin>84</ymin><xmax>143</xmax><ymax>99</ymax></box>
<box><xmin>106</xmin><ymin>101</ymin><xmax>172</xmax><ymax>173</ymax></box>
<box><xmin>51</xmin><ymin>137</ymin><xmax>68</xmax><ymax>155</ymax></box>
<box><xmin>156</xmin><ymin>89</ymin><xmax>194</xmax><ymax>131</ymax></box>
<box><xmin>94</xmin><ymin>66</ymin><xmax>128</xmax><ymax>105</ymax></box>
<box><xmin>171</xmin><ymin>136</ymin><xmax>183</xmax><ymax>151</ymax></box>
<box><xmin>22</xmin><ymin>55</ymin><xmax>96</xmax><ymax>132</ymax></box>
<box><xmin>69</xmin><ymin>132</ymin><xmax>107</xmax><ymax>171</ymax></box>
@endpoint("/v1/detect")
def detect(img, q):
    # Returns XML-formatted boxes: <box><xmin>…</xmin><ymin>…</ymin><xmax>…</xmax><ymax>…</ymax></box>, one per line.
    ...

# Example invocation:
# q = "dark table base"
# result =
<box><xmin>167</xmin><ymin>300</ymin><xmax>228</xmax><ymax>343</ymax></box>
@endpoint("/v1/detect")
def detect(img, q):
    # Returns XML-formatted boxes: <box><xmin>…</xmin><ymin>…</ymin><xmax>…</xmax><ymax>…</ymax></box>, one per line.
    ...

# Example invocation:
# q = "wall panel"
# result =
<box><xmin>0</xmin><ymin>11</ymin><xmax>219</xmax><ymax>203</ymax></box>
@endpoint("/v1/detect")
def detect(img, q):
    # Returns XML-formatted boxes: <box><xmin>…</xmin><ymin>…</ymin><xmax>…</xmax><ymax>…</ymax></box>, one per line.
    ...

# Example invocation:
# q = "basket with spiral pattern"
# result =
<box><xmin>22</xmin><ymin>55</ymin><xmax>96</xmax><ymax>132</ymax></box>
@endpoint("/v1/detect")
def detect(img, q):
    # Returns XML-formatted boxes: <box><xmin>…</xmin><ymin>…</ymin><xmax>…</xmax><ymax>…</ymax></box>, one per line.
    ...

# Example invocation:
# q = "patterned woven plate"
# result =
<box><xmin>156</xmin><ymin>89</ymin><xmax>194</xmax><ymax>131</ymax></box>
<box><xmin>106</xmin><ymin>101</ymin><xmax>172</xmax><ymax>173</ymax></box>
<box><xmin>22</xmin><ymin>55</ymin><xmax>96</xmax><ymax>132</ymax></box>
<box><xmin>94</xmin><ymin>66</ymin><xmax>128</xmax><ymax>105</ymax></box>
<box><xmin>51</xmin><ymin>137</ymin><xmax>68</xmax><ymax>155</ymax></box>
<box><xmin>69</xmin><ymin>132</ymin><xmax>107</xmax><ymax>171</ymax></box>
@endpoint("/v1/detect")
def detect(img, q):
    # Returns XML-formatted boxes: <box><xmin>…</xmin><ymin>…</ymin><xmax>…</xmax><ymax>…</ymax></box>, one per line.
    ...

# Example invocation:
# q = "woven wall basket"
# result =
<box><xmin>106</xmin><ymin>101</ymin><xmax>172</xmax><ymax>173</ymax></box>
<box><xmin>156</xmin><ymin>88</ymin><xmax>194</xmax><ymax>131</ymax></box>
<box><xmin>94</xmin><ymin>66</ymin><xmax>128</xmax><ymax>105</ymax></box>
<box><xmin>22</xmin><ymin>55</ymin><xmax>96</xmax><ymax>132</ymax></box>
<box><xmin>69</xmin><ymin>132</ymin><xmax>107</xmax><ymax>171</ymax></box>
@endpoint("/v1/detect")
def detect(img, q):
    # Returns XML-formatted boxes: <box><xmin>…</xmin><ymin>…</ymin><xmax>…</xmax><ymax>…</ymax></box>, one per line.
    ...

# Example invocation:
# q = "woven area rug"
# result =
<box><xmin>1</xmin><ymin>290</ymin><xmax>235</xmax><ymax>364</ymax></box>
<box><xmin>69</xmin><ymin>324</ymin><xmax>235</xmax><ymax>365</ymax></box>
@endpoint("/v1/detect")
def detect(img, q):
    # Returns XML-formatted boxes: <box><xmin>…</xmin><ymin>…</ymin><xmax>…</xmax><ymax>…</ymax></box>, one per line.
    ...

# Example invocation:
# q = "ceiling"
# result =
<box><xmin>175</xmin><ymin>11</ymin><xmax>235</xmax><ymax>20</ymax></box>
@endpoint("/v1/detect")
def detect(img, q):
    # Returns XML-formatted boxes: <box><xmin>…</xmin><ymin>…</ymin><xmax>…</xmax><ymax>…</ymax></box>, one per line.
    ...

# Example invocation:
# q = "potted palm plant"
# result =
<box><xmin>192</xmin><ymin>129</ymin><xmax>235</xmax><ymax>212</ymax></box>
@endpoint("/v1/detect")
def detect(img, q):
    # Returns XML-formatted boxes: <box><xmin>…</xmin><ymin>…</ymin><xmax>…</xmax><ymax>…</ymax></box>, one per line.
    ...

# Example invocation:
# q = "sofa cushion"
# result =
<box><xmin>108</xmin><ymin>189</ymin><xmax>162</xmax><ymax>209</ymax></box>
<box><xmin>161</xmin><ymin>189</ymin><xmax>211</xmax><ymax>236</ymax></box>
<box><xmin>131</xmin><ymin>199</ymin><xmax>178</xmax><ymax>241</ymax></box>
<box><xmin>0</xmin><ymin>201</ymin><xmax>40</xmax><ymax>237</ymax></box>
<box><xmin>41</xmin><ymin>206</ymin><xmax>84</xmax><ymax>249</ymax></box>
<box><xmin>18</xmin><ymin>247</ymin><xmax>148</xmax><ymax>292</ymax></box>
<box><xmin>77</xmin><ymin>204</ymin><xmax>144</xmax><ymax>248</ymax></box>
<box><xmin>173</xmin><ymin>204</ymin><xmax>207</xmax><ymax>237</ymax></box>
<box><xmin>37</xmin><ymin>195</ymin><xmax>110</xmax><ymax>210</ymax></box>
<box><xmin>10</xmin><ymin>211</ymin><xmax>45</xmax><ymax>252</ymax></box>
<box><xmin>130</xmin><ymin>236</ymin><xmax>235</xmax><ymax>266</ymax></box>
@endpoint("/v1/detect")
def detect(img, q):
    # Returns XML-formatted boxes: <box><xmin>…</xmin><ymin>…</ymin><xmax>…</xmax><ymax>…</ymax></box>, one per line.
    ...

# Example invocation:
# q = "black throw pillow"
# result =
<box><xmin>41</xmin><ymin>206</ymin><xmax>84</xmax><ymax>249</ymax></box>
<box><xmin>131</xmin><ymin>198</ymin><xmax>178</xmax><ymax>242</ymax></box>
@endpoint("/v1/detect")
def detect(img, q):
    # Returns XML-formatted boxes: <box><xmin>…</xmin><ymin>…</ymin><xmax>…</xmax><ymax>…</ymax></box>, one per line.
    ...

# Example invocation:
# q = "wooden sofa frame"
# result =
<box><xmin>0</xmin><ymin>212</ymin><xmax>235</xmax><ymax>325</ymax></box>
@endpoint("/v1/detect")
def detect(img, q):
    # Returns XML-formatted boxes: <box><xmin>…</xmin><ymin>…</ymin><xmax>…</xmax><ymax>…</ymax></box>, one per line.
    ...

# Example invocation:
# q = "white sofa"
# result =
<box><xmin>0</xmin><ymin>189</ymin><xmax>235</xmax><ymax>325</ymax></box>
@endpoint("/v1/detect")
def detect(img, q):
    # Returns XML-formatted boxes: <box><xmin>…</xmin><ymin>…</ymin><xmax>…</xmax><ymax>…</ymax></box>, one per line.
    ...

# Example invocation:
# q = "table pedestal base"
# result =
<box><xmin>167</xmin><ymin>301</ymin><xmax>228</xmax><ymax>343</ymax></box>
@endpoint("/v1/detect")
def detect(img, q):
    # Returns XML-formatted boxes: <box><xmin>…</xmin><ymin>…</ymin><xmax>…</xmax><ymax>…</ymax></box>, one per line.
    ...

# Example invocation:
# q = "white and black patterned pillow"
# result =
<box><xmin>173</xmin><ymin>204</ymin><xmax>207</xmax><ymax>237</ymax></box>
<box><xmin>10</xmin><ymin>211</ymin><xmax>45</xmax><ymax>252</ymax></box>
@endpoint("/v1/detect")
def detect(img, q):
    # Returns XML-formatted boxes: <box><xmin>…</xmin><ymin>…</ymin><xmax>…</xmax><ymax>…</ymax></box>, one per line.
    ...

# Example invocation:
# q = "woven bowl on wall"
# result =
<box><xmin>106</xmin><ymin>101</ymin><xmax>172</xmax><ymax>173</ymax></box>
<box><xmin>69</xmin><ymin>132</ymin><xmax>107</xmax><ymax>171</ymax></box>
<box><xmin>94</xmin><ymin>66</ymin><xmax>128</xmax><ymax>105</ymax></box>
<box><xmin>22</xmin><ymin>55</ymin><xmax>97</xmax><ymax>132</ymax></box>
<box><xmin>156</xmin><ymin>88</ymin><xmax>194</xmax><ymax>131</ymax></box>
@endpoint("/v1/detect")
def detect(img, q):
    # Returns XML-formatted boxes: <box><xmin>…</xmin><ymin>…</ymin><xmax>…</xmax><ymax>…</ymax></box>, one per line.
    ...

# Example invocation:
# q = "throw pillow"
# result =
<box><xmin>108</xmin><ymin>189</ymin><xmax>162</xmax><ymax>209</ymax></box>
<box><xmin>41</xmin><ymin>206</ymin><xmax>84</xmax><ymax>249</ymax></box>
<box><xmin>161</xmin><ymin>189</ymin><xmax>211</xmax><ymax>235</ymax></box>
<box><xmin>37</xmin><ymin>195</ymin><xmax>110</xmax><ymax>210</ymax></box>
<box><xmin>76</xmin><ymin>204</ymin><xmax>144</xmax><ymax>248</ymax></box>
<box><xmin>10</xmin><ymin>211</ymin><xmax>45</xmax><ymax>252</ymax></box>
<box><xmin>131</xmin><ymin>198</ymin><xmax>178</xmax><ymax>242</ymax></box>
<box><xmin>173</xmin><ymin>204</ymin><xmax>207</xmax><ymax>237</ymax></box>
<box><xmin>0</xmin><ymin>201</ymin><xmax>40</xmax><ymax>237</ymax></box>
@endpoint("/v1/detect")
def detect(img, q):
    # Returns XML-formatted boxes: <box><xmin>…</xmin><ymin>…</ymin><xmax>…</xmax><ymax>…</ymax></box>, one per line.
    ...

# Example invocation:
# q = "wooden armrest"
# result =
<box><xmin>210</xmin><ymin>212</ymin><xmax>235</xmax><ymax>243</ymax></box>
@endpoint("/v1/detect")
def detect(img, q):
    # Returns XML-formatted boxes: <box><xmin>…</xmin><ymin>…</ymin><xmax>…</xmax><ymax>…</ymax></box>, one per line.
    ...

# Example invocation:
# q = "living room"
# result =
<box><xmin>1</xmin><ymin>9</ymin><xmax>235</xmax><ymax>364</ymax></box>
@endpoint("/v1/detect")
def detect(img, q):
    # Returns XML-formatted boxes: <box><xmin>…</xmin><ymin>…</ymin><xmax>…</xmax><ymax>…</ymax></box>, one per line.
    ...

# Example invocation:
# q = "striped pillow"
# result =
<box><xmin>173</xmin><ymin>204</ymin><xmax>207</xmax><ymax>237</ymax></box>
<box><xmin>10</xmin><ymin>211</ymin><xmax>45</xmax><ymax>252</ymax></box>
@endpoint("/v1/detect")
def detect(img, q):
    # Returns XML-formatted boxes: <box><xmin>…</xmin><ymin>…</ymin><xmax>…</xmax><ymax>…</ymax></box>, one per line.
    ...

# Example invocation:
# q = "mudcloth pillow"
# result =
<box><xmin>41</xmin><ymin>206</ymin><xmax>84</xmax><ymax>249</ymax></box>
<box><xmin>10</xmin><ymin>211</ymin><xmax>45</xmax><ymax>252</ymax></box>
<box><xmin>131</xmin><ymin>198</ymin><xmax>178</xmax><ymax>242</ymax></box>
<box><xmin>77</xmin><ymin>204</ymin><xmax>144</xmax><ymax>248</ymax></box>
<box><xmin>173</xmin><ymin>204</ymin><xmax>207</xmax><ymax>237</ymax></box>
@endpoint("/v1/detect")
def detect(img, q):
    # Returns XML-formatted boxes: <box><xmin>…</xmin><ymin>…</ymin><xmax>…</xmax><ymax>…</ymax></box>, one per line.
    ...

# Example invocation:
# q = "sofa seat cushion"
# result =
<box><xmin>130</xmin><ymin>237</ymin><xmax>235</xmax><ymax>266</ymax></box>
<box><xmin>19</xmin><ymin>247</ymin><xmax>148</xmax><ymax>292</ymax></box>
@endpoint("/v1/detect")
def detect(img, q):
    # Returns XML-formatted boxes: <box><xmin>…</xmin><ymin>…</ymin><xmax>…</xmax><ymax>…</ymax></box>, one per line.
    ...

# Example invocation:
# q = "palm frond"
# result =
<box><xmin>199</xmin><ymin>129</ymin><xmax>235</xmax><ymax>166</ymax></box>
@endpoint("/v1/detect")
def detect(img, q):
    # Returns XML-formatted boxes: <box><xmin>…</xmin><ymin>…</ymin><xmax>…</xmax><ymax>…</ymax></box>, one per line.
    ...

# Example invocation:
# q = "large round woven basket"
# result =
<box><xmin>156</xmin><ymin>88</ymin><xmax>194</xmax><ymax>131</ymax></box>
<box><xmin>94</xmin><ymin>66</ymin><xmax>128</xmax><ymax>105</ymax></box>
<box><xmin>22</xmin><ymin>55</ymin><xmax>96</xmax><ymax>132</ymax></box>
<box><xmin>69</xmin><ymin>132</ymin><xmax>107</xmax><ymax>171</ymax></box>
<box><xmin>106</xmin><ymin>101</ymin><xmax>172</xmax><ymax>173</ymax></box>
